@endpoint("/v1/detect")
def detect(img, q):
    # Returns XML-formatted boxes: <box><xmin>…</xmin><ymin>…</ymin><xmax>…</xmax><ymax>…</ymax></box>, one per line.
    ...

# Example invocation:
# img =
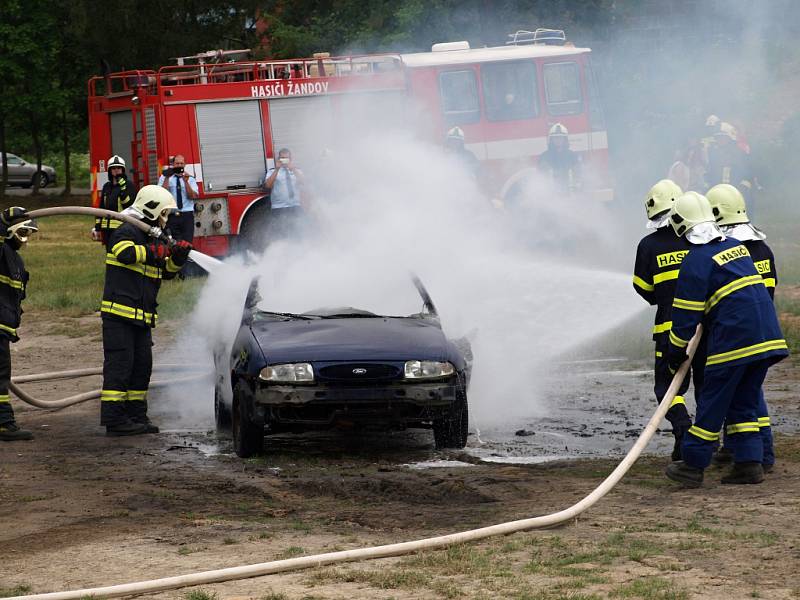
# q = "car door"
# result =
<box><xmin>5</xmin><ymin>154</ymin><xmax>25</xmax><ymax>184</ymax></box>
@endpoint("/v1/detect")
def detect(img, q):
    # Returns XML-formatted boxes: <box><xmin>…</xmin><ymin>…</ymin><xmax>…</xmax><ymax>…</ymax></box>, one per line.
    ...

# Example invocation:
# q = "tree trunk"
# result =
<box><xmin>30</xmin><ymin>115</ymin><xmax>41</xmax><ymax>196</ymax></box>
<box><xmin>0</xmin><ymin>115</ymin><xmax>7</xmax><ymax>201</ymax></box>
<box><xmin>62</xmin><ymin>109</ymin><xmax>72</xmax><ymax>196</ymax></box>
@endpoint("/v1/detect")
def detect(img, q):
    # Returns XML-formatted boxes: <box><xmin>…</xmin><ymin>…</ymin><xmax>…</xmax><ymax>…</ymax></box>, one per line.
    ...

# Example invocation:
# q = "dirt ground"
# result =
<box><xmin>2</xmin><ymin>311</ymin><xmax>800</xmax><ymax>600</ymax></box>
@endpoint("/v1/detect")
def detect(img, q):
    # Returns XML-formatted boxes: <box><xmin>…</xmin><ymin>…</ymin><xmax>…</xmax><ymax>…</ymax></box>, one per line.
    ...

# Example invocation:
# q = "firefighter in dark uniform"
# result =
<box><xmin>93</xmin><ymin>155</ymin><xmax>138</xmax><ymax>248</ymax></box>
<box><xmin>101</xmin><ymin>185</ymin><xmax>192</xmax><ymax>436</ymax></box>
<box><xmin>633</xmin><ymin>180</ymin><xmax>699</xmax><ymax>460</ymax></box>
<box><xmin>0</xmin><ymin>208</ymin><xmax>37</xmax><ymax>441</ymax></box>
<box><xmin>706</xmin><ymin>123</ymin><xmax>753</xmax><ymax>206</ymax></box>
<box><xmin>538</xmin><ymin>123</ymin><xmax>581</xmax><ymax>193</ymax></box>
<box><xmin>707</xmin><ymin>183</ymin><xmax>778</xmax><ymax>472</ymax></box>
<box><xmin>664</xmin><ymin>192</ymin><xmax>788</xmax><ymax>487</ymax></box>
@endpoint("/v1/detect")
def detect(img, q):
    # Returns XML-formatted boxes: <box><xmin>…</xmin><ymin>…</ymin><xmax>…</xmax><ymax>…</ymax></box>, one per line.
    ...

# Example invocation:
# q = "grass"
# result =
<box><xmin>0</xmin><ymin>585</ymin><xmax>32</xmax><ymax>598</ymax></box>
<box><xmin>183</xmin><ymin>591</ymin><xmax>217</xmax><ymax>600</ymax></box>
<box><xmin>19</xmin><ymin>215</ymin><xmax>203</xmax><ymax>320</ymax></box>
<box><xmin>609</xmin><ymin>576</ymin><xmax>689</xmax><ymax>599</ymax></box>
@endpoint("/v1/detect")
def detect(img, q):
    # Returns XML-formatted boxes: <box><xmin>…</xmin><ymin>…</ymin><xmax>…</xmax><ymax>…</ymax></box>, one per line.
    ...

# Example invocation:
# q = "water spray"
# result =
<box><xmin>10</xmin><ymin>329</ymin><xmax>702</xmax><ymax>600</ymax></box>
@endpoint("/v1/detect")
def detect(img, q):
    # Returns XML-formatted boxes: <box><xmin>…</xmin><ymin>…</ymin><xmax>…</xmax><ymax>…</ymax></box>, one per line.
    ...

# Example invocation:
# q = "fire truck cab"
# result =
<box><xmin>88</xmin><ymin>28</ymin><xmax>609</xmax><ymax>257</ymax></box>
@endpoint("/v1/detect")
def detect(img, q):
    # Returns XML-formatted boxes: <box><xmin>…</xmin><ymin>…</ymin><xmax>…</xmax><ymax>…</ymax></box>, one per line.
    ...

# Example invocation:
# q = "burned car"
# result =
<box><xmin>215</xmin><ymin>277</ymin><xmax>472</xmax><ymax>457</ymax></box>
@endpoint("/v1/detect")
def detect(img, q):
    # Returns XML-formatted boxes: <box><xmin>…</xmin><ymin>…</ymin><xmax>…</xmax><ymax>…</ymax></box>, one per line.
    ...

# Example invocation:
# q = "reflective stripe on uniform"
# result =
<box><xmin>100</xmin><ymin>300</ymin><xmax>158</xmax><ymax>325</ymax></box>
<box><xmin>633</xmin><ymin>275</ymin><xmax>654</xmax><ymax>292</ymax></box>
<box><xmin>688</xmin><ymin>425</ymin><xmax>720</xmax><ymax>442</ymax></box>
<box><xmin>105</xmin><ymin>254</ymin><xmax>162</xmax><ymax>279</ymax></box>
<box><xmin>127</xmin><ymin>390</ymin><xmax>147</xmax><ymax>401</ymax></box>
<box><xmin>101</xmin><ymin>390</ymin><xmax>128</xmax><ymax>402</ymax></box>
<box><xmin>673</xmin><ymin>297</ymin><xmax>705</xmax><ymax>311</ymax></box>
<box><xmin>669</xmin><ymin>330</ymin><xmax>689</xmax><ymax>348</ymax></box>
<box><xmin>111</xmin><ymin>240</ymin><xmax>135</xmax><ymax>255</ymax></box>
<box><xmin>652</xmin><ymin>321</ymin><xmax>672</xmax><ymax>335</ymax></box>
<box><xmin>0</xmin><ymin>323</ymin><xmax>18</xmax><ymax>337</ymax></box>
<box><xmin>165</xmin><ymin>257</ymin><xmax>181</xmax><ymax>273</ymax></box>
<box><xmin>726</xmin><ymin>421</ymin><xmax>760</xmax><ymax>435</ymax></box>
<box><xmin>0</xmin><ymin>394</ymin><xmax>9</xmax><ymax>403</ymax></box>
<box><xmin>706</xmin><ymin>339</ymin><xmax>788</xmax><ymax>367</ymax></box>
<box><xmin>0</xmin><ymin>274</ymin><xmax>24</xmax><ymax>290</ymax></box>
<box><xmin>653</xmin><ymin>269</ymin><xmax>680</xmax><ymax>285</ymax></box>
<box><xmin>705</xmin><ymin>275</ymin><xmax>764</xmax><ymax>312</ymax></box>
<box><xmin>758</xmin><ymin>416</ymin><xmax>771</xmax><ymax>428</ymax></box>
<box><xmin>762</xmin><ymin>277</ymin><xmax>776</xmax><ymax>288</ymax></box>
<box><xmin>670</xmin><ymin>395</ymin><xmax>685</xmax><ymax>408</ymax></box>
<box><xmin>655</xmin><ymin>351</ymin><xmax>663</xmax><ymax>358</ymax></box>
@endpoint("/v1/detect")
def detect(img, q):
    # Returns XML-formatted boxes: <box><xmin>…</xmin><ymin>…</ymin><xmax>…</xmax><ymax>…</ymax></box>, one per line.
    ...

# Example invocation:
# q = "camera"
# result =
<box><xmin>164</xmin><ymin>166</ymin><xmax>184</xmax><ymax>177</ymax></box>
<box><xmin>279</xmin><ymin>157</ymin><xmax>290</xmax><ymax>165</ymax></box>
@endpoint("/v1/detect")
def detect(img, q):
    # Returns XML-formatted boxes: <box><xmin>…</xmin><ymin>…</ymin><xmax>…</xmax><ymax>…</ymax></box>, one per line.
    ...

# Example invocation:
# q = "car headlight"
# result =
<box><xmin>404</xmin><ymin>360</ymin><xmax>455</xmax><ymax>380</ymax></box>
<box><xmin>259</xmin><ymin>363</ymin><xmax>314</xmax><ymax>383</ymax></box>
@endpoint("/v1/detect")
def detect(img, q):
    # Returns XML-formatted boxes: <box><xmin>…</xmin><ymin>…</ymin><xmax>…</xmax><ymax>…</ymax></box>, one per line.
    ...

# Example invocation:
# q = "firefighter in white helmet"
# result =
<box><xmin>0</xmin><ymin>208</ymin><xmax>37</xmax><ymax>441</ymax></box>
<box><xmin>538</xmin><ymin>123</ymin><xmax>581</xmax><ymax>193</ymax></box>
<box><xmin>632</xmin><ymin>180</ymin><xmax>698</xmax><ymax>460</ymax></box>
<box><xmin>99</xmin><ymin>186</ymin><xmax>192</xmax><ymax>436</ymax></box>
<box><xmin>93</xmin><ymin>155</ymin><xmax>138</xmax><ymax>247</ymax></box>
<box><xmin>664</xmin><ymin>192</ymin><xmax>788</xmax><ymax>487</ymax></box>
<box><xmin>443</xmin><ymin>126</ymin><xmax>480</xmax><ymax>175</ymax></box>
<box><xmin>707</xmin><ymin>122</ymin><xmax>753</xmax><ymax>203</ymax></box>
<box><xmin>706</xmin><ymin>183</ymin><xmax>777</xmax><ymax>473</ymax></box>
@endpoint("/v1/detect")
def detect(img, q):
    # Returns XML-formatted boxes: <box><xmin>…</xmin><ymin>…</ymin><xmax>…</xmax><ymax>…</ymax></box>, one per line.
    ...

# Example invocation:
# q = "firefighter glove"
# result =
<box><xmin>668</xmin><ymin>348</ymin><xmax>688</xmax><ymax>375</ymax></box>
<box><xmin>170</xmin><ymin>240</ymin><xmax>192</xmax><ymax>265</ymax></box>
<box><xmin>147</xmin><ymin>242</ymin><xmax>170</xmax><ymax>261</ymax></box>
<box><xmin>1</xmin><ymin>207</ymin><xmax>28</xmax><ymax>226</ymax></box>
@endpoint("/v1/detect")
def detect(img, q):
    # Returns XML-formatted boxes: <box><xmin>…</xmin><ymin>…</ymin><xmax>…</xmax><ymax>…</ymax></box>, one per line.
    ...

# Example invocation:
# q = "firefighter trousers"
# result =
<box><xmin>682</xmin><ymin>360</ymin><xmax>770</xmax><ymax>469</ymax></box>
<box><xmin>654</xmin><ymin>336</ymin><xmax>702</xmax><ymax>436</ymax></box>
<box><xmin>721</xmin><ymin>389</ymin><xmax>774</xmax><ymax>466</ymax></box>
<box><xmin>0</xmin><ymin>337</ymin><xmax>14</xmax><ymax>426</ymax></box>
<box><xmin>100</xmin><ymin>317</ymin><xmax>153</xmax><ymax>426</ymax></box>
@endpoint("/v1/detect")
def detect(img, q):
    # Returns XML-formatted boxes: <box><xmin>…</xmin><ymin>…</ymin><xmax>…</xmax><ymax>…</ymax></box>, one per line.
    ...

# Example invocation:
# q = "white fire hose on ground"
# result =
<box><xmin>11</xmin><ymin>327</ymin><xmax>703</xmax><ymax>600</ymax></box>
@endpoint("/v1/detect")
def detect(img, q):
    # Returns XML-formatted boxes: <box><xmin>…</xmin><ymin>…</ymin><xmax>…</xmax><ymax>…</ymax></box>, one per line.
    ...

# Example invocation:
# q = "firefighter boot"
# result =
<box><xmin>711</xmin><ymin>446</ymin><xmax>733</xmax><ymax>467</ymax></box>
<box><xmin>671</xmin><ymin>431</ymin><xmax>684</xmax><ymax>462</ymax></box>
<box><xmin>763</xmin><ymin>462</ymin><xmax>774</xmax><ymax>474</ymax></box>
<box><xmin>133</xmin><ymin>417</ymin><xmax>160</xmax><ymax>434</ymax></box>
<box><xmin>721</xmin><ymin>462</ymin><xmax>764</xmax><ymax>485</ymax></box>
<box><xmin>0</xmin><ymin>422</ymin><xmax>33</xmax><ymax>441</ymax></box>
<box><xmin>106</xmin><ymin>420</ymin><xmax>148</xmax><ymax>437</ymax></box>
<box><xmin>665</xmin><ymin>461</ymin><xmax>704</xmax><ymax>488</ymax></box>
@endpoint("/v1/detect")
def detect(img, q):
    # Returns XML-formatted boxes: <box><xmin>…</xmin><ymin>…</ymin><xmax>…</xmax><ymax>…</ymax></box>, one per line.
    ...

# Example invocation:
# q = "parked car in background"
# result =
<box><xmin>215</xmin><ymin>276</ymin><xmax>473</xmax><ymax>458</ymax></box>
<box><xmin>1</xmin><ymin>153</ymin><xmax>57</xmax><ymax>188</ymax></box>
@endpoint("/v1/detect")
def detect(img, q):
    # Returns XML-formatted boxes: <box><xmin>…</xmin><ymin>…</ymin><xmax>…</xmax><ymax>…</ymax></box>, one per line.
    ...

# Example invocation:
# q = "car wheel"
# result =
<box><xmin>232</xmin><ymin>382</ymin><xmax>263</xmax><ymax>458</ymax></box>
<box><xmin>214</xmin><ymin>383</ymin><xmax>232</xmax><ymax>430</ymax></box>
<box><xmin>433</xmin><ymin>380</ymin><xmax>469</xmax><ymax>450</ymax></box>
<box><xmin>31</xmin><ymin>171</ymin><xmax>49</xmax><ymax>188</ymax></box>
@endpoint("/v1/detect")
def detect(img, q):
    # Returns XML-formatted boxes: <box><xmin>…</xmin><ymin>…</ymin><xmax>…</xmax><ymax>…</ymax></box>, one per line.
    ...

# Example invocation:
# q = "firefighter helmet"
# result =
<box><xmin>132</xmin><ymin>185</ymin><xmax>177</xmax><ymax>225</ymax></box>
<box><xmin>707</xmin><ymin>184</ymin><xmax>749</xmax><ymax>226</ymax></box>
<box><xmin>6</xmin><ymin>219</ymin><xmax>38</xmax><ymax>244</ymax></box>
<box><xmin>644</xmin><ymin>179</ymin><xmax>682</xmax><ymax>220</ymax></box>
<box><xmin>446</xmin><ymin>126</ymin><xmax>465</xmax><ymax>141</ymax></box>
<box><xmin>670</xmin><ymin>192</ymin><xmax>715</xmax><ymax>237</ymax></box>
<box><xmin>715</xmin><ymin>122</ymin><xmax>737</xmax><ymax>141</ymax></box>
<box><xmin>548</xmin><ymin>123</ymin><xmax>569</xmax><ymax>137</ymax></box>
<box><xmin>108</xmin><ymin>155</ymin><xmax>126</xmax><ymax>170</ymax></box>
<box><xmin>705</xmin><ymin>114</ymin><xmax>721</xmax><ymax>128</ymax></box>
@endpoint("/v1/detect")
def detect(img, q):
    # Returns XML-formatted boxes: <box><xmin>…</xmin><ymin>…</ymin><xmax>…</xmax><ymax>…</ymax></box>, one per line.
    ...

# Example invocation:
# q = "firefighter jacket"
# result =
<box><xmin>538</xmin><ymin>146</ymin><xmax>581</xmax><ymax>192</ymax></box>
<box><xmin>633</xmin><ymin>227</ymin><xmax>692</xmax><ymax>341</ymax></box>
<box><xmin>668</xmin><ymin>237</ymin><xmax>788</xmax><ymax>371</ymax></box>
<box><xmin>0</xmin><ymin>236</ymin><xmax>28</xmax><ymax>342</ymax></box>
<box><xmin>95</xmin><ymin>175</ymin><xmax>138</xmax><ymax>234</ymax></box>
<box><xmin>102</xmin><ymin>223</ymin><xmax>180</xmax><ymax>328</ymax></box>
<box><xmin>741</xmin><ymin>239</ymin><xmax>777</xmax><ymax>299</ymax></box>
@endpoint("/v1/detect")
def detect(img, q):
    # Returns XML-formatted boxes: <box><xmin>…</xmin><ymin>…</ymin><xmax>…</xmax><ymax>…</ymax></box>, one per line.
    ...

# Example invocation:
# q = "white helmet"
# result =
<box><xmin>108</xmin><ymin>155</ymin><xmax>126</xmax><ymax>170</ymax></box>
<box><xmin>7</xmin><ymin>218</ymin><xmax>38</xmax><ymax>244</ymax></box>
<box><xmin>446</xmin><ymin>126</ymin><xmax>465</xmax><ymax>141</ymax></box>
<box><xmin>705</xmin><ymin>114</ymin><xmax>721</xmax><ymax>128</ymax></box>
<box><xmin>549</xmin><ymin>123</ymin><xmax>569</xmax><ymax>137</ymax></box>
<box><xmin>715</xmin><ymin>122</ymin><xmax>737</xmax><ymax>141</ymax></box>
<box><xmin>131</xmin><ymin>185</ymin><xmax>177</xmax><ymax>225</ymax></box>
<box><xmin>644</xmin><ymin>179</ymin><xmax>683</xmax><ymax>222</ymax></box>
<box><xmin>670</xmin><ymin>191</ymin><xmax>724</xmax><ymax>244</ymax></box>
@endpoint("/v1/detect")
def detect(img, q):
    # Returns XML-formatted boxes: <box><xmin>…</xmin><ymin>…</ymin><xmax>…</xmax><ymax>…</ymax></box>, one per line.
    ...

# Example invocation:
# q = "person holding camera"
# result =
<box><xmin>262</xmin><ymin>148</ymin><xmax>304</xmax><ymax>241</ymax></box>
<box><xmin>92</xmin><ymin>155</ymin><xmax>138</xmax><ymax>248</ymax></box>
<box><xmin>158</xmin><ymin>154</ymin><xmax>198</xmax><ymax>243</ymax></box>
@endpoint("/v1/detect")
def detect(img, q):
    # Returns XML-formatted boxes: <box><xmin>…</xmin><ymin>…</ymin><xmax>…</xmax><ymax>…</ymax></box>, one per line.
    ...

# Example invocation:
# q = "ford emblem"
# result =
<box><xmin>352</xmin><ymin>368</ymin><xmax>368</xmax><ymax>375</ymax></box>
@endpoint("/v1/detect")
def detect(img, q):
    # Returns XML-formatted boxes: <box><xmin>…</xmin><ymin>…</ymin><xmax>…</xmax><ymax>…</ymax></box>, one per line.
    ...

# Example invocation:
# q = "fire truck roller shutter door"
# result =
<box><xmin>196</xmin><ymin>101</ymin><xmax>267</xmax><ymax>191</ymax></box>
<box><xmin>110</xmin><ymin>111</ymin><xmax>134</xmax><ymax>178</ymax></box>
<box><xmin>268</xmin><ymin>96</ymin><xmax>334</xmax><ymax>166</ymax></box>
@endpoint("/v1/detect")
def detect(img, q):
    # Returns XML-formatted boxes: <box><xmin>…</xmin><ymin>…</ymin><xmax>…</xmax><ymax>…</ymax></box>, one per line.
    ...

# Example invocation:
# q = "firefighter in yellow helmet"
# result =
<box><xmin>93</xmin><ymin>155</ymin><xmax>138</xmax><ymax>248</ymax></box>
<box><xmin>0</xmin><ymin>208</ymin><xmax>37</xmax><ymax>441</ymax></box>
<box><xmin>538</xmin><ymin>123</ymin><xmax>581</xmax><ymax>193</ymax></box>
<box><xmin>632</xmin><ymin>180</ymin><xmax>700</xmax><ymax>460</ymax></box>
<box><xmin>100</xmin><ymin>186</ymin><xmax>192</xmax><ymax>436</ymax></box>
<box><xmin>707</xmin><ymin>183</ymin><xmax>777</xmax><ymax>472</ymax></box>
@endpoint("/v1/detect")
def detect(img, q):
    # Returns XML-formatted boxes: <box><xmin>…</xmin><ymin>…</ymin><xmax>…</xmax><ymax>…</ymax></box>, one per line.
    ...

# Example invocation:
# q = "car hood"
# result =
<box><xmin>250</xmin><ymin>317</ymin><xmax>453</xmax><ymax>363</ymax></box>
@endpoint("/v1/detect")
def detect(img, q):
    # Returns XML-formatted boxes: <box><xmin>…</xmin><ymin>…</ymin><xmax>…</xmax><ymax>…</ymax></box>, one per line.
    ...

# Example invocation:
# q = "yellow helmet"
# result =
<box><xmin>707</xmin><ymin>184</ymin><xmax>748</xmax><ymax>226</ymax></box>
<box><xmin>644</xmin><ymin>179</ymin><xmax>682</xmax><ymax>220</ymax></box>
<box><xmin>132</xmin><ymin>185</ymin><xmax>177</xmax><ymax>225</ymax></box>
<box><xmin>670</xmin><ymin>192</ymin><xmax>715</xmax><ymax>238</ymax></box>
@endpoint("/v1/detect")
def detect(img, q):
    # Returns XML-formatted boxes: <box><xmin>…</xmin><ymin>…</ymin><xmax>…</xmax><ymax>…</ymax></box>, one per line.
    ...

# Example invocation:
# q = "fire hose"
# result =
<box><xmin>11</xmin><ymin>327</ymin><xmax>703</xmax><ymax>600</ymax></box>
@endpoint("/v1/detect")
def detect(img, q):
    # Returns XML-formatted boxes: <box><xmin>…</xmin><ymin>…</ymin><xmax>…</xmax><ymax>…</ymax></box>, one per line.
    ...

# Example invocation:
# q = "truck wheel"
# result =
<box><xmin>214</xmin><ymin>383</ymin><xmax>231</xmax><ymax>430</ymax></box>
<box><xmin>232</xmin><ymin>383</ymin><xmax>263</xmax><ymax>457</ymax></box>
<box><xmin>433</xmin><ymin>385</ymin><xmax>469</xmax><ymax>450</ymax></box>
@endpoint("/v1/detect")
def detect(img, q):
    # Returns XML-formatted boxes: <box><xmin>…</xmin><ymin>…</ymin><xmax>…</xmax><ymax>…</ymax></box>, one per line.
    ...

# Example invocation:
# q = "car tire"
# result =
<box><xmin>433</xmin><ymin>380</ymin><xmax>469</xmax><ymax>450</ymax></box>
<box><xmin>31</xmin><ymin>171</ymin><xmax>49</xmax><ymax>188</ymax></box>
<box><xmin>214</xmin><ymin>383</ymin><xmax>232</xmax><ymax>430</ymax></box>
<box><xmin>232</xmin><ymin>382</ymin><xmax>263</xmax><ymax>458</ymax></box>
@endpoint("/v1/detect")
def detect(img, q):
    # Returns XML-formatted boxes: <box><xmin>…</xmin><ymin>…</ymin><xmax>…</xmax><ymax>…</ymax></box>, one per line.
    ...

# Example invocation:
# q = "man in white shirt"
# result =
<box><xmin>158</xmin><ymin>154</ymin><xmax>198</xmax><ymax>243</ymax></box>
<box><xmin>262</xmin><ymin>148</ymin><xmax>304</xmax><ymax>240</ymax></box>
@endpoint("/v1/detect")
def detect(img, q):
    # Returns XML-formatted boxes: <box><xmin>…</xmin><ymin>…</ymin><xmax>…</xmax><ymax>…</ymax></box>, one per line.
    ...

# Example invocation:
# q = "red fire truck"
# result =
<box><xmin>88</xmin><ymin>29</ymin><xmax>610</xmax><ymax>257</ymax></box>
